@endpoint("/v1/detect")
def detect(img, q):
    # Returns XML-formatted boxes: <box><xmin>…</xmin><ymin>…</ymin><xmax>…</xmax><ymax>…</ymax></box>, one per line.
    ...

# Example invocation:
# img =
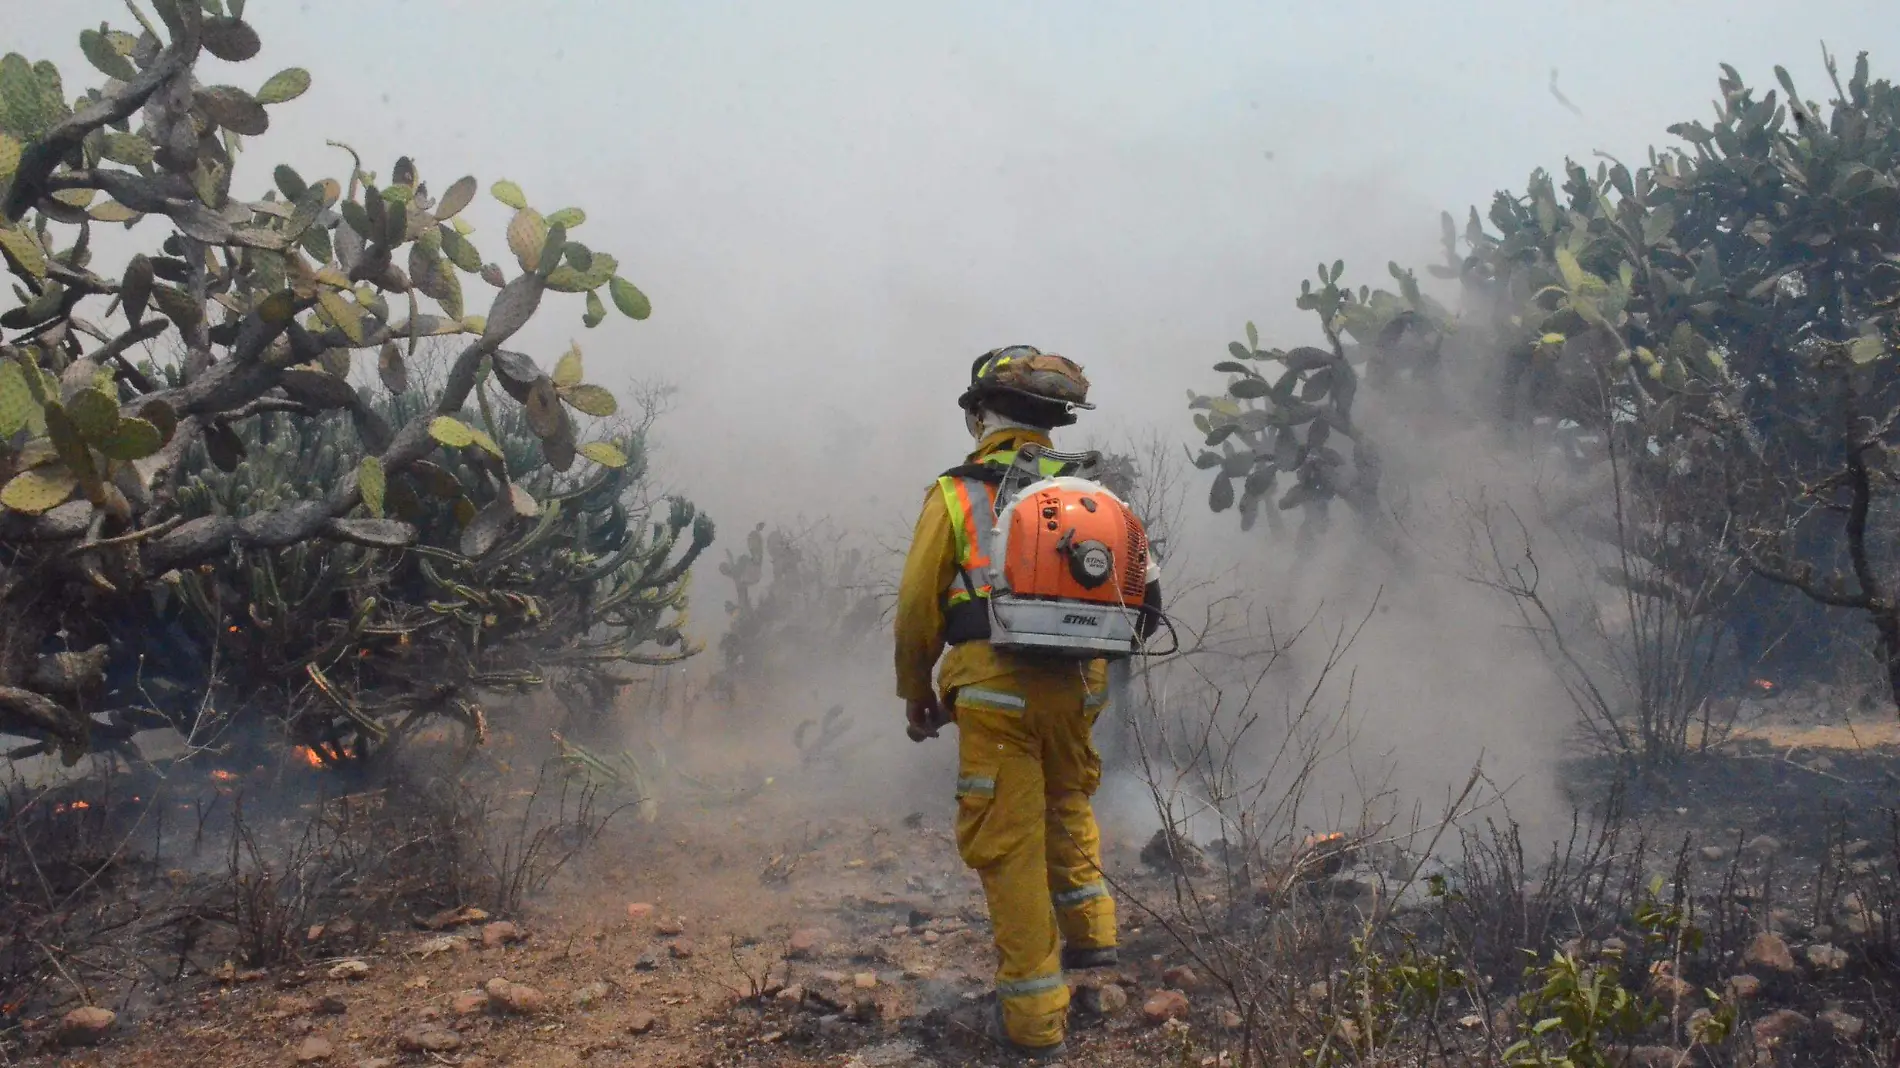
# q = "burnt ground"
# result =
<box><xmin>4</xmin><ymin>690</ymin><xmax>1898</xmax><ymax>1067</ymax></box>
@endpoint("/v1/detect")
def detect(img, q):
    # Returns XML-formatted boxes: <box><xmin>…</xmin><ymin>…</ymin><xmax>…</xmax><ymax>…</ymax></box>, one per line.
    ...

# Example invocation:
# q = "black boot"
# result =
<box><xmin>1061</xmin><ymin>945</ymin><xmax>1118</xmax><ymax>970</ymax></box>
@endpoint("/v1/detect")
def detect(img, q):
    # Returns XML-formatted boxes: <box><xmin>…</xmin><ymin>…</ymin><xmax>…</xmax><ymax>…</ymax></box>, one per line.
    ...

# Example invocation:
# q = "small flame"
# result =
<box><xmin>295</xmin><ymin>746</ymin><xmax>324</xmax><ymax>768</ymax></box>
<box><xmin>210</xmin><ymin>769</ymin><xmax>240</xmax><ymax>783</ymax></box>
<box><xmin>54</xmin><ymin>800</ymin><xmax>91</xmax><ymax>814</ymax></box>
<box><xmin>1750</xmin><ymin>678</ymin><xmax>1777</xmax><ymax>693</ymax></box>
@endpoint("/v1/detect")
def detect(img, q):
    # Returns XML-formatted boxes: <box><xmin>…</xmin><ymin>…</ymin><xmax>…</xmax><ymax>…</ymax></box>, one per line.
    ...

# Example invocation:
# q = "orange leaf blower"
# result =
<box><xmin>987</xmin><ymin>475</ymin><xmax>1151</xmax><ymax>659</ymax></box>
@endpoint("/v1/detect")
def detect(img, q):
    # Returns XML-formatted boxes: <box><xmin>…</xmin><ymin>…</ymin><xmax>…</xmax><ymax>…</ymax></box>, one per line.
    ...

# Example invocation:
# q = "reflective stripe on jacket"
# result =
<box><xmin>894</xmin><ymin>429</ymin><xmax>1109</xmax><ymax>702</ymax></box>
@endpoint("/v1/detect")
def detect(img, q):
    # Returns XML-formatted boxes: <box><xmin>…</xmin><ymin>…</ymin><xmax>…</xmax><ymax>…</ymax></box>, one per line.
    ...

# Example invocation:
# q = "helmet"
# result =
<box><xmin>957</xmin><ymin>345</ymin><xmax>1095</xmax><ymax>427</ymax></box>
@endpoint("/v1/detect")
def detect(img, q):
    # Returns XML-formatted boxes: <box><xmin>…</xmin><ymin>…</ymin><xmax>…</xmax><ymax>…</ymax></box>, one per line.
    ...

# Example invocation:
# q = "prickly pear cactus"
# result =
<box><xmin>0</xmin><ymin>4</ymin><xmax>700</xmax><ymax>762</ymax></box>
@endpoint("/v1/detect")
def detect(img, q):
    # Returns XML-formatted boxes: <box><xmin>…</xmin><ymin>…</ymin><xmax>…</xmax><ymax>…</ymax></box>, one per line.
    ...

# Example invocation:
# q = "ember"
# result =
<box><xmin>1750</xmin><ymin>678</ymin><xmax>1777</xmax><ymax>693</ymax></box>
<box><xmin>210</xmin><ymin>769</ymin><xmax>240</xmax><ymax>783</ymax></box>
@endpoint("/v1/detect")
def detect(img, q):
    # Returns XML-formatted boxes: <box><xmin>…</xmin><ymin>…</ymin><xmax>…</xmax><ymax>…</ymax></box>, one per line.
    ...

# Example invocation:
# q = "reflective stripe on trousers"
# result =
<box><xmin>952</xmin><ymin>671</ymin><xmax>1117</xmax><ymax>1049</ymax></box>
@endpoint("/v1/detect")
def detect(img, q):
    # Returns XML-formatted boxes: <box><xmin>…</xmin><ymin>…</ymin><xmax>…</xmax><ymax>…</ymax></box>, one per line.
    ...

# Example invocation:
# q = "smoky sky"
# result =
<box><xmin>9</xmin><ymin>0</ymin><xmax>1893</xmax><ymax>540</ymax></box>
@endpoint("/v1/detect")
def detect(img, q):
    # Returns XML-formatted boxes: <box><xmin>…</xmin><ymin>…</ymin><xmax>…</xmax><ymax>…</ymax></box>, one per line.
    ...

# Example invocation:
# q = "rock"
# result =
<box><xmin>634</xmin><ymin>953</ymin><xmax>660</xmax><ymax>971</ymax></box>
<box><xmin>890</xmin><ymin>924</ymin><xmax>909</xmax><ymax>937</ymax></box>
<box><xmin>1725</xmin><ymin>974</ymin><xmax>1762</xmax><ymax>1001</ymax></box>
<box><xmin>56</xmin><ymin>1006</ymin><xmax>116</xmax><ymax>1047</ymax></box>
<box><xmin>853</xmin><ymin>972</ymin><xmax>878</xmax><ymax>990</ymax></box>
<box><xmin>396</xmin><ymin>1028</ymin><xmax>462</xmax><ymax>1053</ymax></box>
<box><xmin>327</xmin><ymin>960</ymin><xmax>370</xmax><ymax>981</ymax></box>
<box><xmin>788</xmin><ymin>928</ymin><xmax>830</xmax><ymax>959</ymax></box>
<box><xmin>1699</xmin><ymin>845</ymin><xmax>1727</xmax><ymax>863</ymax></box>
<box><xmin>294</xmin><ymin>1035</ymin><xmax>334</xmax><ymax>1063</ymax></box>
<box><xmin>1744</xmin><ymin>932</ymin><xmax>1797</xmax><ymax>973</ymax></box>
<box><xmin>1139</xmin><ymin>828</ymin><xmax>1208</xmax><ymax>875</ymax></box>
<box><xmin>1623</xmin><ymin>1046</ymin><xmax>1682</xmax><ymax>1068</ymax></box>
<box><xmin>1819</xmin><ymin>1009</ymin><xmax>1865</xmax><ymax>1042</ymax></box>
<box><xmin>655</xmin><ymin>918</ymin><xmax>686</xmax><ymax>937</ymax></box>
<box><xmin>416</xmin><ymin>935</ymin><xmax>469</xmax><ymax>958</ymax></box>
<box><xmin>1220</xmin><ymin>1010</ymin><xmax>1244</xmax><ymax>1031</ymax></box>
<box><xmin>1751</xmin><ymin>1009</ymin><xmax>1809</xmax><ymax>1047</ymax></box>
<box><xmin>1848</xmin><ymin>859</ymin><xmax>1876</xmax><ymax>876</ymax></box>
<box><xmin>1843</xmin><ymin>839</ymin><xmax>1873</xmax><ymax>858</ymax></box>
<box><xmin>484</xmin><ymin>977</ymin><xmax>547</xmax><ymax>1015</ymax></box>
<box><xmin>450</xmin><ymin>990</ymin><xmax>490</xmax><ymax>1016</ymax></box>
<box><xmin>1838</xmin><ymin>896</ymin><xmax>1883</xmax><ymax>938</ymax></box>
<box><xmin>1644</xmin><ymin>972</ymin><xmax>1696</xmax><ymax>1003</ymax></box>
<box><xmin>1805</xmin><ymin>943</ymin><xmax>1848</xmax><ymax>971</ymax></box>
<box><xmin>356</xmin><ymin>1059</ymin><xmax>395</xmax><ymax>1068</ymax></box>
<box><xmin>480</xmin><ymin>921</ymin><xmax>522</xmax><ymax>948</ymax></box>
<box><xmin>627</xmin><ymin>1010</ymin><xmax>657</xmax><ymax>1035</ymax></box>
<box><xmin>1768</xmin><ymin>908</ymin><xmax>1804</xmax><ymax>934</ymax></box>
<box><xmin>626</xmin><ymin>902</ymin><xmax>655</xmax><ymax>923</ymax></box>
<box><xmin>668</xmin><ymin>938</ymin><xmax>695</xmax><ymax>959</ymax></box>
<box><xmin>315</xmin><ymin>995</ymin><xmax>347</xmax><ymax>1015</ymax></box>
<box><xmin>775</xmin><ymin>985</ymin><xmax>805</xmax><ymax>1005</ymax></box>
<box><xmin>1743</xmin><ymin>834</ymin><xmax>1782</xmax><ymax>857</ymax></box>
<box><xmin>1076</xmin><ymin>983</ymin><xmax>1128</xmax><ymax>1017</ymax></box>
<box><xmin>1161</xmin><ymin>965</ymin><xmax>1202</xmax><ymax>990</ymax></box>
<box><xmin>1141</xmin><ymin>989</ymin><xmax>1190</xmax><ymax>1026</ymax></box>
<box><xmin>571</xmin><ymin>981</ymin><xmax>611</xmax><ymax>1008</ymax></box>
<box><xmin>818</xmin><ymin>970</ymin><xmax>849</xmax><ymax>984</ymax></box>
<box><xmin>422</xmin><ymin>906</ymin><xmax>489</xmax><ymax>931</ymax></box>
<box><xmin>922</xmin><ymin>931</ymin><xmax>940</xmax><ymax>945</ymax></box>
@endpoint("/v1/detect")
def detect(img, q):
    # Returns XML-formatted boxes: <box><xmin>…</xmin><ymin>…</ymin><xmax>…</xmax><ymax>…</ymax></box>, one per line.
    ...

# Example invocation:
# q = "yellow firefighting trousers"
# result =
<box><xmin>951</xmin><ymin>669</ymin><xmax>1117</xmax><ymax>1050</ymax></box>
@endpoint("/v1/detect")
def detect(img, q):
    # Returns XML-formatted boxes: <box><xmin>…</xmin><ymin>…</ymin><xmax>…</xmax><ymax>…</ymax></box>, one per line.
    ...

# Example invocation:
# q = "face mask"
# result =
<box><xmin>965</xmin><ymin>410</ymin><xmax>983</xmax><ymax>440</ymax></box>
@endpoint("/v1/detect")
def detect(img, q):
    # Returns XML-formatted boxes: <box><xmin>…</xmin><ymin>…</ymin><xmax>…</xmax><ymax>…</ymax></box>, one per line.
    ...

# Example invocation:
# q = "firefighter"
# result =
<box><xmin>894</xmin><ymin>346</ymin><xmax>1160</xmax><ymax>1059</ymax></box>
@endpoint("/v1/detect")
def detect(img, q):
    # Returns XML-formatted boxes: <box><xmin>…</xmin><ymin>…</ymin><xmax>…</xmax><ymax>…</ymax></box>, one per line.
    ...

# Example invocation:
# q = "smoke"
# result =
<box><xmin>5</xmin><ymin>0</ymin><xmax>1876</xmax><ymax>861</ymax></box>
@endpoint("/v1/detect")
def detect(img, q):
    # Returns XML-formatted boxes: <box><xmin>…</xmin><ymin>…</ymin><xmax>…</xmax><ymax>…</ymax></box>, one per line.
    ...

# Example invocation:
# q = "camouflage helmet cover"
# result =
<box><xmin>957</xmin><ymin>345</ymin><xmax>1095</xmax><ymax>416</ymax></box>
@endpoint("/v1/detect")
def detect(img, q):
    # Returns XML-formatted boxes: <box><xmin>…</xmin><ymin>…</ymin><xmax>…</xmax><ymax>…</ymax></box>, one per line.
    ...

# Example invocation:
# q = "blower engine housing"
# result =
<box><xmin>987</xmin><ymin>476</ymin><xmax>1150</xmax><ymax>659</ymax></box>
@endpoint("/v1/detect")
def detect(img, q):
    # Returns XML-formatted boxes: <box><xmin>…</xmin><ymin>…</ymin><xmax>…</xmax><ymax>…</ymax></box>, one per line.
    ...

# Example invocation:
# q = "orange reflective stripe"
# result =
<box><xmin>949</xmin><ymin>478</ymin><xmax>992</xmax><ymax>569</ymax></box>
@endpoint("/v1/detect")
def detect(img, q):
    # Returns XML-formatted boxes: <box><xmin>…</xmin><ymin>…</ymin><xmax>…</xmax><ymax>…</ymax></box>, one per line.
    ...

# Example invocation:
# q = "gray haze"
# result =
<box><xmin>11</xmin><ymin>0</ymin><xmax>1890</xmax><ymax>532</ymax></box>
<box><xmin>10</xmin><ymin>1</ymin><xmax>1897</xmax><ymax>831</ymax></box>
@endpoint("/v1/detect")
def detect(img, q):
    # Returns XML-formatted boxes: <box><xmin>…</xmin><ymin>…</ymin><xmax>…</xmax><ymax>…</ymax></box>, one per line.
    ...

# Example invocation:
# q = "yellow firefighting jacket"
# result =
<box><xmin>893</xmin><ymin>427</ymin><xmax>1108</xmax><ymax>703</ymax></box>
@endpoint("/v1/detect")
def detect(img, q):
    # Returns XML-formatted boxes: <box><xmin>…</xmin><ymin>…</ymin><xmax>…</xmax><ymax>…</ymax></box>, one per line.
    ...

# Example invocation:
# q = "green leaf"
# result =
<box><xmin>274</xmin><ymin>163</ymin><xmax>308</xmax><ymax>201</ymax></box>
<box><xmin>0</xmin><ymin>132</ymin><xmax>19</xmax><ymax>178</ymax></box>
<box><xmin>491</xmin><ymin>180</ymin><xmax>527</xmax><ymax>210</ymax></box>
<box><xmin>0</xmin><ymin>360</ymin><xmax>31</xmax><ymax>437</ymax></box>
<box><xmin>547</xmin><ymin>207</ymin><xmax>586</xmax><ymax>229</ymax></box>
<box><xmin>583</xmin><ymin>289</ymin><xmax>606</xmax><ymax>328</ymax></box>
<box><xmin>553</xmin><ymin>345</ymin><xmax>583</xmax><ymax>388</ymax></box>
<box><xmin>428</xmin><ymin>416</ymin><xmax>476</xmax><ymax>448</ymax></box>
<box><xmin>255</xmin><ymin>67</ymin><xmax>311</xmax><ymax>106</ymax></box>
<box><xmin>65</xmin><ymin>387</ymin><xmax>120</xmax><ymax>441</ymax></box>
<box><xmin>561</xmin><ymin>384</ymin><xmax>617</xmax><ymax>417</ymax></box>
<box><xmin>507</xmin><ymin>208</ymin><xmax>548</xmax><ymax>272</ymax></box>
<box><xmin>439</xmin><ymin>225</ymin><xmax>483</xmax><ymax>273</ymax></box>
<box><xmin>201</xmin><ymin>17</ymin><xmax>261</xmax><ymax>62</ymax></box>
<box><xmin>609</xmin><ymin>275</ymin><xmax>651</xmax><ymax>320</ymax></box>
<box><xmin>97</xmin><ymin>416</ymin><xmax>162</xmax><ymax>460</ymax></box>
<box><xmin>1554</xmin><ymin>247</ymin><xmax>1588</xmax><ymax>292</ymax></box>
<box><xmin>1208</xmin><ymin>475</ymin><xmax>1234</xmax><ymax>513</ymax></box>
<box><xmin>1847</xmin><ymin>335</ymin><xmax>1886</xmax><ymax>365</ymax></box>
<box><xmin>578</xmin><ymin>441</ymin><xmax>628</xmax><ymax>468</ymax></box>
<box><xmin>468</xmin><ymin>427</ymin><xmax>504</xmax><ymax>459</ymax></box>
<box><xmin>317</xmin><ymin>289</ymin><xmax>366</xmax><ymax>344</ymax></box>
<box><xmin>196</xmin><ymin>85</ymin><xmax>268</xmax><ymax>135</ymax></box>
<box><xmin>80</xmin><ymin>29</ymin><xmax>137</xmax><ymax>82</ymax></box>
<box><xmin>436</xmin><ymin>175</ymin><xmax>478</xmax><ymax>220</ymax></box>
<box><xmin>0</xmin><ymin>466</ymin><xmax>77</xmax><ymax>514</ymax></box>
<box><xmin>357</xmin><ymin>456</ymin><xmax>386</xmax><ymax>517</ymax></box>
<box><xmin>100</xmin><ymin>130</ymin><xmax>154</xmax><ymax>166</ymax></box>
<box><xmin>0</xmin><ymin>225</ymin><xmax>47</xmax><ymax>280</ymax></box>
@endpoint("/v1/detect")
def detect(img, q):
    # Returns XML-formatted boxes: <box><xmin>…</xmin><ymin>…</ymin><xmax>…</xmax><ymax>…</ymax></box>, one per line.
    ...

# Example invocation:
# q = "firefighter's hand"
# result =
<box><xmin>906</xmin><ymin>696</ymin><xmax>947</xmax><ymax>742</ymax></box>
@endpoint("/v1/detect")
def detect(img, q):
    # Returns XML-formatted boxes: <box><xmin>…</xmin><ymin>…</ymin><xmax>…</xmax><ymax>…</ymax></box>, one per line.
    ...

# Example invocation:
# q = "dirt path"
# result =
<box><xmin>27</xmin><ymin>782</ymin><xmax>1209</xmax><ymax>1068</ymax></box>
